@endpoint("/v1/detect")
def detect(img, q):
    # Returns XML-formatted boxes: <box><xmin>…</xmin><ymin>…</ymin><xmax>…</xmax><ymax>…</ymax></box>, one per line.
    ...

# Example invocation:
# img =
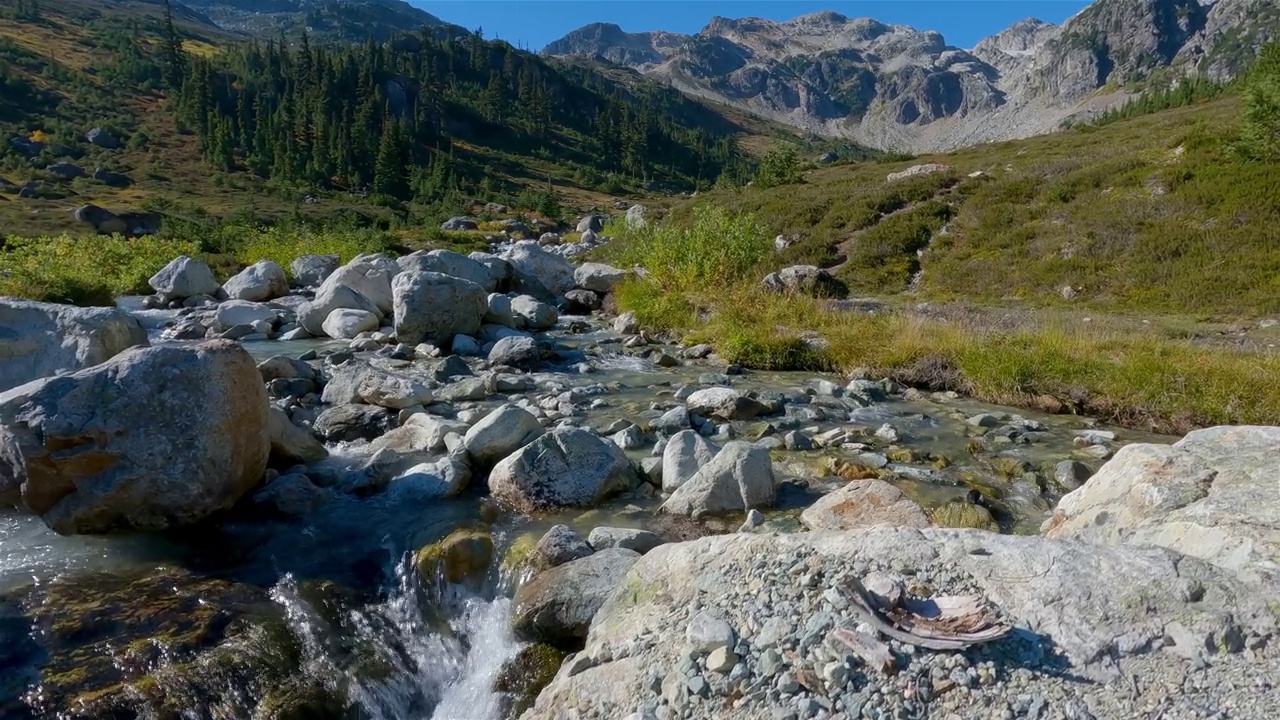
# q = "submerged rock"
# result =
<box><xmin>0</xmin><ymin>340</ymin><xmax>269</xmax><ymax>534</ymax></box>
<box><xmin>0</xmin><ymin>299</ymin><xmax>147</xmax><ymax>393</ymax></box>
<box><xmin>489</xmin><ymin>428</ymin><xmax>639</xmax><ymax>512</ymax></box>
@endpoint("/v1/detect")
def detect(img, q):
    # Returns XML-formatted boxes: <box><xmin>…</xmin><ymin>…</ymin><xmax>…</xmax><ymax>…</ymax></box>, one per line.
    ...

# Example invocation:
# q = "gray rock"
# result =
<box><xmin>652</xmin><ymin>405</ymin><xmax>691</xmax><ymax>434</ymax></box>
<box><xmin>783</xmin><ymin>430</ymin><xmax>814</xmax><ymax>451</ymax></box>
<box><xmin>387</xmin><ymin>452</ymin><xmax>471</xmax><ymax>499</ymax></box>
<box><xmin>257</xmin><ymin>355</ymin><xmax>315</xmax><ymax>383</ymax></box>
<box><xmin>397</xmin><ymin>249</ymin><xmax>497</xmax><ymax>292</ymax></box>
<box><xmin>613</xmin><ymin>312</ymin><xmax>640</xmax><ymax>334</ymax></box>
<box><xmin>576</xmin><ymin>215</ymin><xmax>605</xmax><ymax>233</ymax></box>
<box><xmin>488</xmin><ymin>335</ymin><xmax>540</xmax><ymax>369</ymax></box>
<box><xmin>289</xmin><ymin>254</ymin><xmax>341</xmax><ymax>288</ymax></box>
<box><xmin>0</xmin><ymin>340</ymin><xmax>269</xmax><ymax>534</ymax></box>
<box><xmin>1053</xmin><ymin>460</ymin><xmax>1093</xmax><ymax>491</ymax></box>
<box><xmin>451</xmin><ymin>334</ymin><xmax>481</xmax><ymax>357</ymax></box>
<box><xmin>441</xmin><ymin>216</ymin><xmax>478</xmax><ymax>231</ymax></box>
<box><xmin>215</xmin><ymin>300</ymin><xmax>277</xmax><ymax>330</ymax></box>
<box><xmin>686</xmin><ymin>611</ymin><xmax>735</xmax><ymax>653</ymax></box>
<box><xmin>489</xmin><ymin>428</ymin><xmax>639</xmax><ymax>512</ymax></box>
<box><xmin>0</xmin><ymin>299</ymin><xmax>147</xmax><ymax>393</ymax></box>
<box><xmin>92</xmin><ymin>168</ymin><xmax>132</xmax><ymax>188</ymax></box>
<box><xmin>511</xmin><ymin>548</ymin><xmax>641</xmax><ymax>645</ymax></box>
<box><xmin>800</xmin><ymin>478</ymin><xmax>932</xmax><ymax>531</ymax></box>
<box><xmin>1045</xmin><ymin>425</ymin><xmax>1280</xmax><ymax>587</ymax></box>
<box><xmin>686</xmin><ymin>387</ymin><xmax>764</xmax><ymax>421</ymax></box>
<box><xmin>502</xmin><ymin>241</ymin><xmax>576</xmax><ymax>300</ymax></box>
<box><xmin>484</xmin><ymin>293</ymin><xmax>517</xmax><ymax>327</ymax></box>
<box><xmin>86</xmin><ymin>127</ymin><xmax>119</xmax><ymax>149</ymax></box>
<box><xmin>536</xmin><ymin>524</ymin><xmax>595</xmax><ymax>567</ymax></box>
<box><xmin>625</xmin><ymin>204</ymin><xmax>647</xmax><ymax>229</ymax></box>
<box><xmin>574</xmin><ymin>263</ymin><xmax>629</xmax><ymax>294</ymax></box>
<box><xmin>47</xmin><ymin>162</ymin><xmax>87</xmax><ymax>180</ymax></box>
<box><xmin>661</xmin><ymin>430</ymin><xmax>720</xmax><ymax>492</ymax></box>
<box><xmin>322</xmin><ymin>308</ymin><xmax>379</xmax><ymax>339</ymax></box>
<box><xmin>320</xmin><ymin>362</ymin><xmax>433</xmax><ymax>410</ymax></box>
<box><xmin>312</xmin><ymin>403</ymin><xmax>395</xmax><ymax>442</ymax></box>
<box><xmin>660</xmin><ymin>441</ymin><xmax>774</xmax><ymax>517</ymax></box>
<box><xmin>266</xmin><ymin>407</ymin><xmax>327</xmax><ymax>464</ymax></box>
<box><xmin>511</xmin><ymin>294</ymin><xmax>558</xmax><ymax>330</ymax></box>
<box><xmin>392</xmin><ymin>271</ymin><xmax>488</xmax><ymax>347</ymax></box>
<box><xmin>463</xmin><ymin>404</ymin><xmax>545</xmax><ymax>467</ymax></box>
<box><xmin>253</xmin><ymin>473</ymin><xmax>331</xmax><ymax>516</ymax></box>
<box><xmin>148</xmin><ymin>255</ymin><xmax>220</xmax><ymax>301</ymax></box>
<box><xmin>222</xmin><ymin>260</ymin><xmax>289</xmax><ymax>302</ymax></box>
<box><xmin>561</xmin><ymin>289</ymin><xmax>601</xmax><ymax>314</ymax></box>
<box><xmin>297</xmin><ymin>257</ymin><xmax>390</xmax><ymax>335</ymax></box>
<box><xmin>587</xmin><ymin>526</ymin><xmax>663</xmax><ymax>554</ymax></box>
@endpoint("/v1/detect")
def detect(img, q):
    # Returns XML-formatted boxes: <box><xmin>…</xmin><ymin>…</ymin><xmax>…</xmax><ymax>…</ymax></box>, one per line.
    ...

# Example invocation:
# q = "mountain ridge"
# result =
<box><xmin>543</xmin><ymin>0</ymin><xmax>1280</xmax><ymax>151</ymax></box>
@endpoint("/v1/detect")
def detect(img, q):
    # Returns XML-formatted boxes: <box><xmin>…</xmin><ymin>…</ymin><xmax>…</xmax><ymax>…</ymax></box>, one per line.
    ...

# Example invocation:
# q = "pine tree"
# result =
<box><xmin>161</xmin><ymin>0</ymin><xmax>186</xmax><ymax>91</ymax></box>
<box><xmin>373</xmin><ymin>118</ymin><xmax>408</xmax><ymax>199</ymax></box>
<box><xmin>1243</xmin><ymin>43</ymin><xmax>1280</xmax><ymax>162</ymax></box>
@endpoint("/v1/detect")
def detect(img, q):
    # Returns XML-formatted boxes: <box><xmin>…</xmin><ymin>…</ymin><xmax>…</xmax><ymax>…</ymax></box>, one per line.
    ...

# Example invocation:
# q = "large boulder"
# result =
<box><xmin>536</xmin><ymin>524</ymin><xmax>595</xmax><ymax>567</ymax></box>
<box><xmin>661</xmin><ymin>430</ymin><xmax>719</xmax><ymax>493</ymax></box>
<box><xmin>660</xmin><ymin>441</ymin><xmax>775</xmax><ymax>518</ymax></box>
<box><xmin>489</xmin><ymin>428</ymin><xmax>639</xmax><ymax>512</ymax></box>
<box><xmin>441</xmin><ymin>216</ymin><xmax>478</xmax><ymax>231</ymax></box>
<box><xmin>625</xmin><ymin>204</ymin><xmax>647</xmax><ymax>229</ymax></box>
<box><xmin>502</xmin><ymin>242</ymin><xmax>576</xmax><ymax>300</ymax></box>
<box><xmin>470</xmin><ymin>253</ymin><xmax>512</xmax><ymax>290</ymax></box>
<box><xmin>487</xmin><ymin>335</ymin><xmax>540</xmax><ymax>370</ymax></box>
<box><xmin>391</xmin><ymin>271</ymin><xmax>488</xmax><ymax>347</ymax></box>
<box><xmin>0</xmin><ymin>299</ymin><xmax>148</xmax><ymax>393</ymax></box>
<box><xmin>148</xmin><ymin>256</ymin><xmax>220</xmax><ymax>301</ymax></box>
<box><xmin>73</xmin><ymin>204</ymin><xmax>127</xmax><ymax>234</ymax></box>
<box><xmin>463</xmin><ymin>404</ymin><xmax>544</xmax><ymax>468</ymax></box>
<box><xmin>320</xmin><ymin>362</ymin><xmax>433</xmax><ymax>410</ymax></box>
<box><xmin>511</xmin><ymin>548</ymin><xmax>641</xmax><ymax>646</ymax></box>
<box><xmin>397</xmin><ymin>250</ymin><xmax>497</xmax><ymax>292</ymax></box>
<box><xmin>573</xmin><ymin>263</ymin><xmax>629</xmax><ymax>294</ymax></box>
<box><xmin>800</xmin><ymin>478</ymin><xmax>933</xmax><ymax>531</ymax></box>
<box><xmin>290</xmin><ymin>254</ymin><xmax>340</xmax><ymax>288</ymax></box>
<box><xmin>321</xmin><ymin>308</ymin><xmax>378</xmax><ymax>339</ymax></box>
<box><xmin>511</xmin><ymin>295</ymin><xmax>558</xmax><ymax>330</ymax></box>
<box><xmin>214</xmin><ymin>300</ymin><xmax>277</xmax><ymax>331</ymax></box>
<box><xmin>312</xmin><ymin>404</ymin><xmax>395</xmax><ymax>442</ymax></box>
<box><xmin>762</xmin><ymin>265</ymin><xmax>843</xmax><ymax>297</ymax></box>
<box><xmin>685</xmin><ymin>387</ymin><xmax>765</xmax><ymax>421</ymax></box>
<box><xmin>1044</xmin><ymin>425</ymin><xmax>1280</xmax><ymax>587</ymax></box>
<box><xmin>576</xmin><ymin>215</ymin><xmax>605</xmax><ymax>233</ymax></box>
<box><xmin>297</xmin><ymin>278</ymin><xmax>382</xmax><ymax>337</ymax></box>
<box><xmin>0</xmin><ymin>340</ymin><xmax>269</xmax><ymax>534</ymax></box>
<box><xmin>222</xmin><ymin>260</ymin><xmax>289</xmax><ymax>302</ymax></box>
<box><xmin>85</xmin><ymin>127</ymin><xmax>120</xmax><ymax>149</ymax></box>
<box><xmin>519</xmin><ymin>528</ymin><xmax>1278</xmax><ymax>719</ymax></box>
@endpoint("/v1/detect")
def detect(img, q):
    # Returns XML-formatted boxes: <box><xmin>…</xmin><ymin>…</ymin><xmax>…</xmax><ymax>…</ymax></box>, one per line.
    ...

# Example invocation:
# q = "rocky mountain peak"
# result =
<box><xmin>543</xmin><ymin>0</ymin><xmax>1280</xmax><ymax>152</ymax></box>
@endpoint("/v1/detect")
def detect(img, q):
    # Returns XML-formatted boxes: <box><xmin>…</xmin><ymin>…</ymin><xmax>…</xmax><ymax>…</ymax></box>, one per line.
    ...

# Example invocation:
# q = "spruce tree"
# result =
<box><xmin>161</xmin><ymin>0</ymin><xmax>186</xmax><ymax>91</ymax></box>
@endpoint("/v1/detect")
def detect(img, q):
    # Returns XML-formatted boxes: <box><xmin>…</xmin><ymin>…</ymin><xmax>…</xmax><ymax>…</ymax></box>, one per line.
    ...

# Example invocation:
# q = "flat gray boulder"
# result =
<box><xmin>511</xmin><ymin>294</ymin><xmax>558</xmax><ymax>330</ymax></box>
<box><xmin>267</xmin><ymin>407</ymin><xmax>328</xmax><ymax>465</ymax></box>
<box><xmin>511</xmin><ymin>548</ymin><xmax>641</xmax><ymax>645</ymax></box>
<box><xmin>587</xmin><ymin>526</ymin><xmax>663</xmax><ymax>554</ymax></box>
<box><xmin>1045</xmin><ymin>425</ymin><xmax>1280</xmax><ymax>587</ymax></box>
<box><xmin>321</xmin><ymin>361</ymin><xmax>433</xmax><ymax>410</ymax></box>
<box><xmin>536</xmin><ymin>524</ymin><xmax>595</xmax><ymax>567</ymax></box>
<box><xmin>463</xmin><ymin>404</ymin><xmax>544</xmax><ymax>467</ymax></box>
<box><xmin>660</xmin><ymin>441</ymin><xmax>774</xmax><ymax>518</ymax></box>
<box><xmin>489</xmin><ymin>428</ymin><xmax>639</xmax><ymax>512</ymax></box>
<box><xmin>574</xmin><ymin>263</ymin><xmax>629</xmax><ymax>294</ymax></box>
<box><xmin>397</xmin><ymin>250</ymin><xmax>497</xmax><ymax>291</ymax></box>
<box><xmin>0</xmin><ymin>299</ymin><xmax>147</xmax><ymax>392</ymax></box>
<box><xmin>488</xmin><ymin>335</ymin><xmax>540</xmax><ymax>369</ymax></box>
<box><xmin>800</xmin><ymin>478</ymin><xmax>933</xmax><ymax>531</ymax></box>
<box><xmin>392</xmin><ymin>271</ymin><xmax>488</xmax><ymax>347</ymax></box>
<box><xmin>0</xmin><ymin>340</ymin><xmax>269</xmax><ymax>534</ymax></box>
<box><xmin>686</xmin><ymin>387</ymin><xmax>765</xmax><ymax>421</ymax></box>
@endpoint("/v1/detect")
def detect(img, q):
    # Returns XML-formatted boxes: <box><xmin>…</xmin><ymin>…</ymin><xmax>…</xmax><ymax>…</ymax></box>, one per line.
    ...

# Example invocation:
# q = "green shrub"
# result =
<box><xmin>229</xmin><ymin>227</ymin><xmax>395</xmax><ymax>279</ymax></box>
<box><xmin>0</xmin><ymin>234</ymin><xmax>200</xmax><ymax>305</ymax></box>
<box><xmin>600</xmin><ymin>206</ymin><xmax>771</xmax><ymax>291</ymax></box>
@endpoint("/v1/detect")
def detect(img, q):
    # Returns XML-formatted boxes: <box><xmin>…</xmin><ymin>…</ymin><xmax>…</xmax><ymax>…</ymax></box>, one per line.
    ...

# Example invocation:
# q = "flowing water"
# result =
<box><xmin>0</xmin><ymin>304</ymin><xmax>1179</xmax><ymax>718</ymax></box>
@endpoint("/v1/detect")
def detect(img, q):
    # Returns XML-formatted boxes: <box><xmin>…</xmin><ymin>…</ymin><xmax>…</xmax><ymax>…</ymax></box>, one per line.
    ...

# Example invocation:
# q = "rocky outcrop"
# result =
<box><xmin>521</xmin><ymin>528</ymin><xmax>1279</xmax><ymax>719</ymax></box>
<box><xmin>1044</xmin><ymin>425</ymin><xmax>1280</xmax><ymax>587</ymax></box>
<box><xmin>0</xmin><ymin>299</ymin><xmax>148</xmax><ymax>392</ymax></box>
<box><xmin>488</xmin><ymin>428</ymin><xmax>639</xmax><ymax>512</ymax></box>
<box><xmin>0</xmin><ymin>340</ymin><xmax>269</xmax><ymax>534</ymax></box>
<box><xmin>545</xmin><ymin>2</ymin><xmax>1280</xmax><ymax>152</ymax></box>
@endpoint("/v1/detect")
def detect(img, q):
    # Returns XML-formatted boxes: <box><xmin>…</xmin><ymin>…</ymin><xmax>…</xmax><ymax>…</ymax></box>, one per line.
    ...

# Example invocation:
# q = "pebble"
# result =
<box><xmin>707</xmin><ymin>647</ymin><xmax>738</xmax><ymax>673</ymax></box>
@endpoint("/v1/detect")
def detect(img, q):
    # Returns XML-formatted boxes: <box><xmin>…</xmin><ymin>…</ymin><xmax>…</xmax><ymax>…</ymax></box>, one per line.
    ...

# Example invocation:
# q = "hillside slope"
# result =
<box><xmin>0</xmin><ymin>0</ymin><xmax>796</xmax><ymax>236</ymax></box>
<box><xmin>545</xmin><ymin>0</ymin><xmax>1280</xmax><ymax>152</ymax></box>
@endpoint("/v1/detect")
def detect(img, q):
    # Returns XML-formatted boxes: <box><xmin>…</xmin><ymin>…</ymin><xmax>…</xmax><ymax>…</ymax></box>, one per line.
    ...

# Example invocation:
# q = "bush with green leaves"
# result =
<box><xmin>1241</xmin><ymin>43</ymin><xmax>1280</xmax><ymax>162</ymax></box>
<box><xmin>600</xmin><ymin>206</ymin><xmax>772</xmax><ymax>291</ymax></box>
<box><xmin>0</xmin><ymin>234</ymin><xmax>199</xmax><ymax>306</ymax></box>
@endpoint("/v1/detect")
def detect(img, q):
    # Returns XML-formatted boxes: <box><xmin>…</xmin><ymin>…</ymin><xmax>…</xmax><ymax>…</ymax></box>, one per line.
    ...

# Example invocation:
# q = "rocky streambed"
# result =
<box><xmin>1</xmin><ymin>244</ymin><xmax>1278</xmax><ymax>719</ymax></box>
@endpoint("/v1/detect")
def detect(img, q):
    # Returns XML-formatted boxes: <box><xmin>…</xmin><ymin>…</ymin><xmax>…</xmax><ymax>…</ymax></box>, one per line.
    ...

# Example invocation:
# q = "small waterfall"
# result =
<box><xmin>268</xmin><ymin>555</ymin><xmax>524</xmax><ymax>720</ymax></box>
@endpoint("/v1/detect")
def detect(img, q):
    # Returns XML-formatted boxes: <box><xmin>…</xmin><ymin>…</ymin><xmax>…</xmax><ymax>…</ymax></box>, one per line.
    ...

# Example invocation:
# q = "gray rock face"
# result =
<box><xmin>0</xmin><ymin>340</ymin><xmax>269</xmax><ymax>534</ymax></box>
<box><xmin>0</xmin><ymin>299</ymin><xmax>148</xmax><ymax>392</ymax></box>
<box><xmin>266</xmin><ymin>407</ymin><xmax>328</xmax><ymax>465</ymax></box>
<box><xmin>299</xmin><ymin>278</ymin><xmax>383</xmax><ymax>337</ymax></box>
<box><xmin>488</xmin><ymin>335</ymin><xmax>540</xmax><ymax>369</ymax></box>
<box><xmin>396</xmin><ymin>249</ymin><xmax>497</xmax><ymax>292</ymax></box>
<box><xmin>222</xmin><ymin>260</ymin><xmax>289</xmax><ymax>302</ymax></box>
<box><xmin>502</xmin><ymin>242</ymin><xmax>576</xmax><ymax>300</ymax></box>
<box><xmin>536</xmin><ymin>524</ymin><xmax>595</xmax><ymax>567</ymax></box>
<box><xmin>1045</xmin><ymin>425</ymin><xmax>1280</xmax><ymax>587</ymax></box>
<box><xmin>587</xmin><ymin>526</ymin><xmax>663</xmax><ymax>554</ymax></box>
<box><xmin>290</xmin><ymin>254</ymin><xmax>341</xmax><ymax>287</ymax></box>
<box><xmin>489</xmin><ymin>428</ymin><xmax>640</xmax><ymax>512</ymax></box>
<box><xmin>511</xmin><ymin>548</ymin><xmax>641</xmax><ymax>645</ymax></box>
<box><xmin>511</xmin><ymin>294</ymin><xmax>558</xmax><ymax>330</ymax></box>
<box><xmin>661</xmin><ymin>430</ymin><xmax>719</xmax><ymax>492</ymax></box>
<box><xmin>484</xmin><ymin>293</ymin><xmax>516</xmax><ymax>327</ymax></box>
<box><xmin>521</xmin><ymin>528</ymin><xmax>1278</xmax><ymax>718</ymax></box>
<box><xmin>686</xmin><ymin>387</ymin><xmax>764</xmax><ymax>421</ymax></box>
<box><xmin>661</xmin><ymin>441</ymin><xmax>775</xmax><ymax>517</ymax></box>
<box><xmin>392</xmin><ymin>271</ymin><xmax>488</xmax><ymax>347</ymax></box>
<box><xmin>800</xmin><ymin>478</ymin><xmax>933</xmax><ymax>531</ymax></box>
<box><xmin>388</xmin><ymin>452</ymin><xmax>471</xmax><ymax>499</ymax></box>
<box><xmin>148</xmin><ymin>256</ymin><xmax>221</xmax><ymax>301</ymax></box>
<box><xmin>463</xmin><ymin>404</ymin><xmax>545</xmax><ymax>467</ymax></box>
<box><xmin>574</xmin><ymin>263</ymin><xmax>629</xmax><ymax>294</ymax></box>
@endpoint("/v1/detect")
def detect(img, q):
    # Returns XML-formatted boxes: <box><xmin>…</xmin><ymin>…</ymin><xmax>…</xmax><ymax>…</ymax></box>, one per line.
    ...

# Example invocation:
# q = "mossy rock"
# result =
<box><xmin>254</xmin><ymin>678</ymin><xmax>351</xmax><ymax>720</ymax></box>
<box><xmin>834</xmin><ymin>461</ymin><xmax>879</xmax><ymax>480</ymax></box>
<box><xmin>501</xmin><ymin>531</ymin><xmax>543</xmax><ymax>576</ymax></box>
<box><xmin>415</xmin><ymin>529</ymin><xmax>495</xmax><ymax>584</ymax></box>
<box><xmin>929</xmin><ymin>453</ymin><xmax>952</xmax><ymax>470</ymax></box>
<box><xmin>493</xmin><ymin>643</ymin><xmax>565</xmax><ymax>718</ymax></box>
<box><xmin>887</xmin><ymin>447</ymin><xmax>916</xmax><ymax>463</ymax></box>
<box><xmin>930</xmin><ymin>502</ymin><xmax>999</xmax><ymax>532</ymax></box>
<box><xmin>991</xmin><ymin>456</ymin><xmax>1033</xmax><ymax>478</ymax></box>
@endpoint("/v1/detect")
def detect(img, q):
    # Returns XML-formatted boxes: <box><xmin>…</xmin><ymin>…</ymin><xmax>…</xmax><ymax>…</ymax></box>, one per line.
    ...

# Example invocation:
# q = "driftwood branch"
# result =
<box><xmin>837</xmin><ymin>575</ymin><xmax>1011</xmax><ymax>651</ymax></box>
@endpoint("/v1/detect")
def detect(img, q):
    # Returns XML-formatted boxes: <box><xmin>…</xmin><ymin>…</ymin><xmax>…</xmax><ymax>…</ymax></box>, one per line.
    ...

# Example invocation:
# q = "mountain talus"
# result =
<box><xmin>544</xmin><ymin>0</ymin><xmax>1280</xmax><ymax>151</ymax></box>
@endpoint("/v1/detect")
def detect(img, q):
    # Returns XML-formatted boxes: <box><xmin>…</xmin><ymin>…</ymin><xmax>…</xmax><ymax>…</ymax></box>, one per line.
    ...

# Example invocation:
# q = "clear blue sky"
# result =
<box><xmin>415</xmin><ymin>1</ymin><xmax>1093</xmax><ymax>52</ymax></box>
